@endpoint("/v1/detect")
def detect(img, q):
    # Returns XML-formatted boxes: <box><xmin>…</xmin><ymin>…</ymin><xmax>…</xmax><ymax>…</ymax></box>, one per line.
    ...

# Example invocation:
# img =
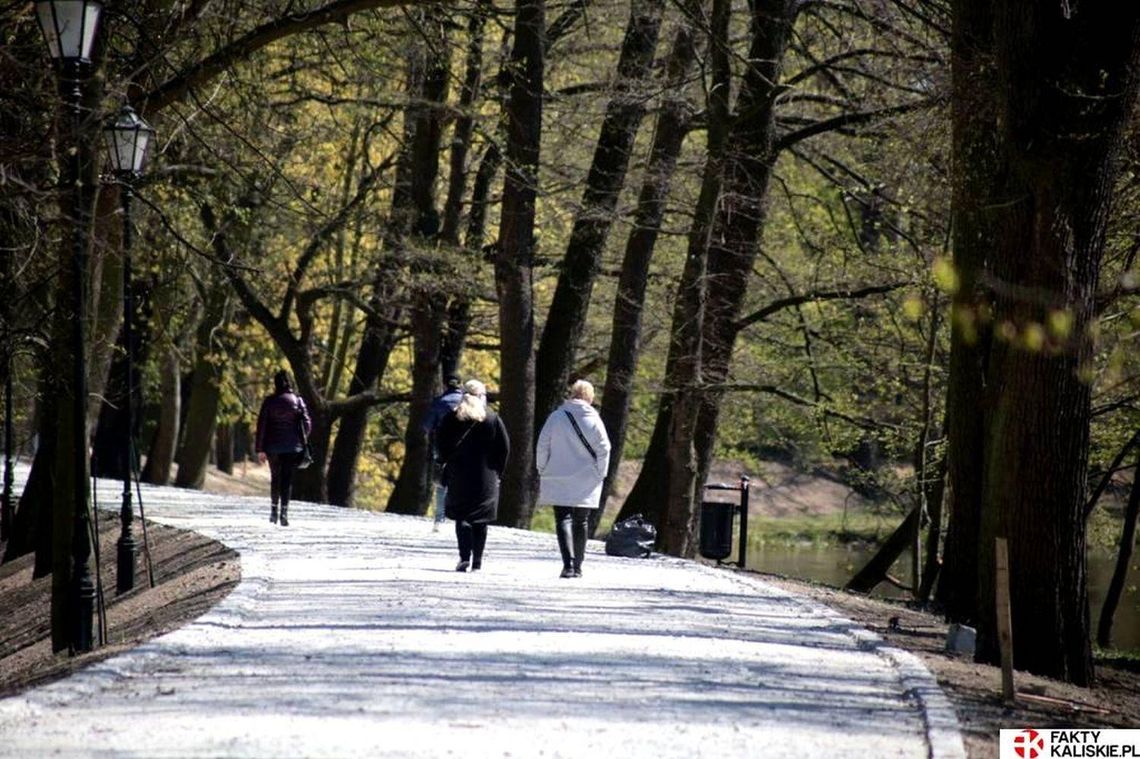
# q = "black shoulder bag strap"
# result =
<box><xmin>563</xmin><ymin>410</ymin><xmax>596</xmax><ymax>461</ymax></box>
<box><xmin>440</xmin><ymin>420</ymin><xmax>476</xmax><ymax>468</ymax></box>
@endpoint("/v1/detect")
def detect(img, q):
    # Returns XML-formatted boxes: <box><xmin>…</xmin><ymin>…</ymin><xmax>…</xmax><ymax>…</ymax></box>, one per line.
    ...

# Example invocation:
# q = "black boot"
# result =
<box><xmin>554</xmin><ymin>507</ymin><xmax>574</xmax><ymax>571</ymax></box>
<box><xmin>279</xmin><ymin>504</ymin><xmax>289</xmax><ymax>527</ymax></box>
<box><xmin>572</xmin><ymin>512</ymin><xmax>587</xmax><ymax>577</ymax></box>
<box><xmin>270</xmin><ymin>506</ymin><xmax>278</xmax><ymax>524</ymax></box>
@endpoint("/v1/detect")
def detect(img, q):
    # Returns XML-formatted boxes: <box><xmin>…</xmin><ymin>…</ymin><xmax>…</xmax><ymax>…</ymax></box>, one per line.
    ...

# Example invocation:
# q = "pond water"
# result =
<box><xmin>747</xmin><ymin>544</ymin><xmax>1140</xmax><ymax>652</ymax></box>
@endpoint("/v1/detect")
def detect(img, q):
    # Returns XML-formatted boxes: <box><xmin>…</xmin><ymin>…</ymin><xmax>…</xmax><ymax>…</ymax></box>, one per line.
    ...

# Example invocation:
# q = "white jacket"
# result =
<box><xmin>536</xmin><ymin>400</ymin><xmax>612</xmax><ymax>509</ymax></box>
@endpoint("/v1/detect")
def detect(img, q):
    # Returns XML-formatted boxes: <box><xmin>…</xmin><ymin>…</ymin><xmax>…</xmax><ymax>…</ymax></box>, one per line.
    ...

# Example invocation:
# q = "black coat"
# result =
<box><xmin>436</xmin><ymin>410</ymin><xmax>510</xmax><ymax>524</ymax></box>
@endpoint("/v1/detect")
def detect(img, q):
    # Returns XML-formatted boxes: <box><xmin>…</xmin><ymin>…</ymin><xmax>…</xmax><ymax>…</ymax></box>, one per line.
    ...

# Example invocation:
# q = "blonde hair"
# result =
<box><xmin>568</xmin><ymin>379</ymin><xmax>595</xmax><ymax>404</ymax></box>
<box><xmin>456</xmin><ymin>379</ymin><xmax>487</xmax><ymax>422</ymax></box>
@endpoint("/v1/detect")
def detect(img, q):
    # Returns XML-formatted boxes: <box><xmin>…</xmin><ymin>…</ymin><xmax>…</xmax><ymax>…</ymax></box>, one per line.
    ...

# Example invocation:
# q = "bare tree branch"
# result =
<box><xmin>712</xmin><ymin>383</ymin><xmax>902</xmax><ymax>431</ymax></box>
<box><xmin>137</xmin><ymin>0</ymin><xmax>425</xmax><ymax>116</ymax></box>
<box><xmin>735</xmin><ymin>281</ymin><xmax>910</xmax><ymax>331</ymax></box>
<box><xmin>774</xmin><ymin>97</ymin><xmax>941</xmax><ymax>154</ymax></box>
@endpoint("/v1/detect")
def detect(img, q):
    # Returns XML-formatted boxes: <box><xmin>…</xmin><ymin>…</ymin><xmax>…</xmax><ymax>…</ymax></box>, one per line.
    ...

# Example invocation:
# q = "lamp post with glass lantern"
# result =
<box><xmin>34</xmin><ymin>0</ymin><xmax>103</xmax><ymax>653</ymax></box>
<box><xmin>103</xmin><ymin>105</ymin><xmax>153</xmax><ymax>594</ymax></box>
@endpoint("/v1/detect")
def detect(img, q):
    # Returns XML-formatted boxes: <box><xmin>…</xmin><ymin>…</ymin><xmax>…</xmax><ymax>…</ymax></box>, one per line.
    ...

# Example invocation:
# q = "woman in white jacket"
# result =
<box><xmin>536</xmin><ymin>380</ymin><xmax>611</xmax><ymax>578</ymax></box>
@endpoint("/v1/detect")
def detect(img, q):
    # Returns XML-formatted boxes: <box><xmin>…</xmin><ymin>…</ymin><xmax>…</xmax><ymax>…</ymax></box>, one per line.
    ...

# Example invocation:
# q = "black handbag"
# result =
<box><xmin>296</xmin><ymin>399</ymin><xmax>314</xmax><ymax>470</ymax></box>
<box><xmin>605</xmin><ymin>514</ymin><xmax>656</xmax><ymax>558</ymax></box>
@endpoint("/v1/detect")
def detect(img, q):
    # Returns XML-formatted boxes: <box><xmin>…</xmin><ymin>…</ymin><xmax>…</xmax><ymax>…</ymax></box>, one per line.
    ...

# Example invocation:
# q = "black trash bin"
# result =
<box><xmin>699</xmin><ymin>501</ymin><xmax>735</xmax><ymax>561</ymax></box>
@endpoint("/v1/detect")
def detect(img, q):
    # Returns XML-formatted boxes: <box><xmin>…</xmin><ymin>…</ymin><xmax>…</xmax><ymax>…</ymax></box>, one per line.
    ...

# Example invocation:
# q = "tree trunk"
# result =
<box><xmin>618</xmin><ymin>0</ymin><xmax>733</xmax><ymax>530</ymax></box>
<box><xmin>936</xmin><ymin>0</ymin><xmax>997</xmax><ymax>625</ymax></box>
<box><xmin>174</xmin><ymin>280</ymin><xmax>231</xmax><ymax>490</ymax></box>
<box><xmin>969</xmin><ymin>1</ymin><xmax>1140</xmax><ymax>685</ymax></box>
<box><xmin>141</xmin><ymin>346</ymin><xmax>180</xmax><ymax>486</ymax></box>
<box><xmin>325</xmin><ymin>26</ymin><xmax>433</xmax><ymax>507</ymax></box>
<box><xmin>387</xmin><ymin>8</ymin><xmax>452</xmax><ymax>514</ymax></box>
<box><xmin>320</xmin><ymin>122</ymin><xmax>363</xmax><ymax>398</ymax></box>
<box><xmin>598</xmin><ymin>12</ymin><xmax>701</xmax><ymax>527</ymax></box>
<box><xmin>440</xmin><ymin>1</ymin><xmax>489</xmax><ymax>247</ymax></box>
<box><xmin>86</xmin><ymin>187</ymin><xmax>124</xmax><ymax>432</ymax></box>
<box><xmin>1097</xmin><ymin>451</ymin><xmax>1140</xmax><ymax>649</ymax></box>
<box><xmin>216</xmin><ymin>422</ymin><xmax>234</xmax><ymax>475</ymax></box>
<box><xmin>681</xmin><ymin>0</ymin><xmax>794</xmax><ymax>540</ymax></box>
<box><xmin>388</xmin><ymin>293</ymin><xmax>446</xmax><ymax>515</ymax></box>
<box><xmin>846</xmin><ymin>507</ymin><xmax>920</xmax><ymax>594</ymax></box>
<box><xmin>625</xmin><ymin>0</ymin><xmax>795</xmax><ymax>555</ymax></box>
<box><xmin>91</xmin><ymin>268</ymin><xmax>151</xmax><ymax>482</ymax></box>
<box><xmin>493</xmin><ymin>0</ymin><xmax>545</xmax><ymax>529</ymax></box>
<box><xmin>917</xmin><ymin>417</ymin><xmax>949</xmax><ymax>603</ymax></box>
<box><xmin>533</xmin><ymin>0</ymin><xmax>666</xmax><ymax>430</ymax></box>
<box><xmin>442</xmin><ymin>143</ymin><xmax>503</xmax><ymax>382</ymax></box>
<box><xmin>436</xmin><ymin>2</ymin><xmax>491</xmax><ymax>387</ymax></box>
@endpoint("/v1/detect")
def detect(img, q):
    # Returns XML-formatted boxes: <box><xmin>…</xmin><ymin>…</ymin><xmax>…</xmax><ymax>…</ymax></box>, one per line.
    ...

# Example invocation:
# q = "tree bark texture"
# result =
<box><xmin>598</xmin><ymin>10</ymin><xmax>701</xmax><ymax>525</ymax></box>
<box><xmin>173</xmin><ymin>278</ymin><xmax>231</xmax><ymax>491</ymax></box>
<box><xmin>622</xmin><ymin>0</ymin><xmax>795</xmax><ymax>556</ymax></box>
<box><xmin>845</xmin><ymin>507</ymin><xmax>920</xmax><ymax>594</ymax></box>
<box><xmin>967</xmin><ymin>1</ymin><xmax>1140</xmax><ymax>684</ymax></box>
<box><xmin>388</xmin><ymin>9</ymin><xmax>453</xmax><ymax>515</ymax></box>
<box><xmin>388</xmin><ymin>292</ymin><xmax>447</xmax><ymax>515</ymax></box>
<box><xmin>493</xmin><ymin>0</ymin><xmax>545</xmax><ymax>528</ymax></box>
<box><xmin>441</xmin><ymin>144</ymin><xmax>503</xmax><ymax>381</ymax></box>
<box><xmin>91</xmin><ymin>267</ymin><xmax>151</xmax><ymax>482</ymax></box>
<box><xmin>677</xmin><ymin>0</ymin><xmax>794</xmax><ymax>554</ymax></box>
<box><xmin>533</xmin><ymin>0</ymin><xmax>666</xmax><ymax>432</ymax></box>
<box><xmin>438</xmin><ymin>4</ymin><xmax>492</xmax><ymax>386</ymax></box>
<box><xmin>87</xmin><ymin>187</ymin><xmax>125</xmax><ymax>433</ymax></box>
<box><xmin>141</xmin><ymin>346</ymin><xmax>180</xmax><ymax>486</ymax></box>
<box><xmin>618</xmin><ymin>0</ymin><xmax>732</xmax><ymax>530</ymax></box>
<box><xmin>324</xmin><ymin>297</ymin><xmax>398</xmax><ymax>506</ymax></box>
<box><xmin>440</xmin><ymin>1</ymin><xmax>488</xmax><ymax>247</ymax></box>
<box><xmin>325</xmin><ymin>40</ymin><xmax>431</xmax><ymax>507</ymax></box>
<box><xmin>937</xmin><ymin>0</ymin><xmax>997</xmax><ymax>625</ymax></box>
<box><xmin>216</xmin><ymin>422</ymin><xmax>234</xmax><ymax>475</ymax></box>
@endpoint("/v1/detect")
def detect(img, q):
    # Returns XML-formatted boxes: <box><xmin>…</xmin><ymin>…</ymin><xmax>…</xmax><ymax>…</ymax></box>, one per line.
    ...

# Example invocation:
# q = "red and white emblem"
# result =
<box><xmin>1014</xmin><ymin>729</ymin><xmax>1045</xmax><ymax>759</ymax></box>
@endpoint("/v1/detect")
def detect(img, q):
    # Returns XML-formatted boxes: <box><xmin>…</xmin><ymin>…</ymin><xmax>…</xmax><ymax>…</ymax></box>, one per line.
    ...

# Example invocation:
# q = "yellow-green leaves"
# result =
<box><xmin>902</xmin><ymin>293</ymin><xmax>924</xmax><ymax>321</ymax></box>
<box><xmin>932</xmin><ymin>257</ymin><xmax>959</xmax><ymax>294</ymax></box>
<box><xmin>1047</xmin><ymin>309</ymin><xmax>1074</xmax><ymax>340</ymax></box>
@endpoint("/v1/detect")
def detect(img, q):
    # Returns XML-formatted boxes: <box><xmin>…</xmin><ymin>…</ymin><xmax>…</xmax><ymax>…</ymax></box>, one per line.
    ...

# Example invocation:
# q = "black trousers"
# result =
<box><xmin>553</xmin><ymin>506</ymin><xmax>589</xmax><ymax>570</ymax></box>
<box><xmin>455</xmin><ymin>521</ymin><xmax>488</xmax><ymax>565</ymax></box>
<box><xmin>267</xmin><ymin>451</ymin><xmax>303</xmax><ymax>508</ymax></box>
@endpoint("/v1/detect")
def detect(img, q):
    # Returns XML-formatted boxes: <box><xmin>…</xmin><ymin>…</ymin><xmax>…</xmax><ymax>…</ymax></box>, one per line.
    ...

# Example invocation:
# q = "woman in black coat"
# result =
<box><xmin>434</xmin><ymin>379</ymin><xmax>510</xmax><ymax>571</ymax></box>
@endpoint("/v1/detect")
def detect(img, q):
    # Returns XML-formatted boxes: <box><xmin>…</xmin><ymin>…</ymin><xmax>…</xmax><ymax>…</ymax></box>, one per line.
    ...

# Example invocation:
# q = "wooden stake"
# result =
<box><xmin>995</xmin><ymin>537</ymin><xmax>1015</xmax><ymax>704</ymax></box>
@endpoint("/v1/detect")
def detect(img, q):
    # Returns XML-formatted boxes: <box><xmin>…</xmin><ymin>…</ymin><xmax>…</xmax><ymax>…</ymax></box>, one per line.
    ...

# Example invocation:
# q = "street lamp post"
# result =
<box><xmin>35</xmin><ymin>0</ymin><xmax>103</xmax><ymax>653</ymax></box>
<box><xmin>103</xmin><ymin>105</ymin><xmax>154</xmax><ymax>595</ymax></box>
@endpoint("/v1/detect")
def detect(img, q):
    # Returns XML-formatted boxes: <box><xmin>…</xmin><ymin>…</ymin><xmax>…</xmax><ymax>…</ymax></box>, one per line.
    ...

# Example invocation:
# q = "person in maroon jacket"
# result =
<box><xmin>255</xmin><ymin>370</ymin><xmax>312</xmax><ymax>526</ymax></box>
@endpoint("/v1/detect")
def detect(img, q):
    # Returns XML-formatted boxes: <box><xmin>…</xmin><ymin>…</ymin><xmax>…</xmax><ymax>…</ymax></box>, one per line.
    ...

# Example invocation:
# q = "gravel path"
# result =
<box><xmin>0</xmin><ymin>478</ymin><xmax>965</xmax><ymax>758</ymax></box>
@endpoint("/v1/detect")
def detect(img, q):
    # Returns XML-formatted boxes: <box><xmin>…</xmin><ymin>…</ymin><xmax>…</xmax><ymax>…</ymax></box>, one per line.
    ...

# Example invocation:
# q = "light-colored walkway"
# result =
<box><xmin>0</xmin><ymin>475</ymin><xmax>964</xmax><ymax>758</ymax></box>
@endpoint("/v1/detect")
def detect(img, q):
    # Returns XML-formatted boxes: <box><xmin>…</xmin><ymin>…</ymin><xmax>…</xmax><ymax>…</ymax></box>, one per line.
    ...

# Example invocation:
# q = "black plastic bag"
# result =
<box><xmin>605</xmin><ymin>514</ymin><xmax>656</xmax><ymax>558</ymax></box>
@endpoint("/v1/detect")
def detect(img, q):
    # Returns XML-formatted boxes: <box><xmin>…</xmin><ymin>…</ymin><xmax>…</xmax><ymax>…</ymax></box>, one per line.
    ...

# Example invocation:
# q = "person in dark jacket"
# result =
<box><xmin>255</xmin><ymin>369</ymin><xmax>312</xmax><ymax>526</ymax></box>
<box><xmin>421</xmin><ymin>375</ymin><xmax>464</xmax><ymax>531</ymax></box>
<box><xmin>434</xmin><ymin>379</ymin><xmax>509</xmax><ymax>571</ymax></box>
